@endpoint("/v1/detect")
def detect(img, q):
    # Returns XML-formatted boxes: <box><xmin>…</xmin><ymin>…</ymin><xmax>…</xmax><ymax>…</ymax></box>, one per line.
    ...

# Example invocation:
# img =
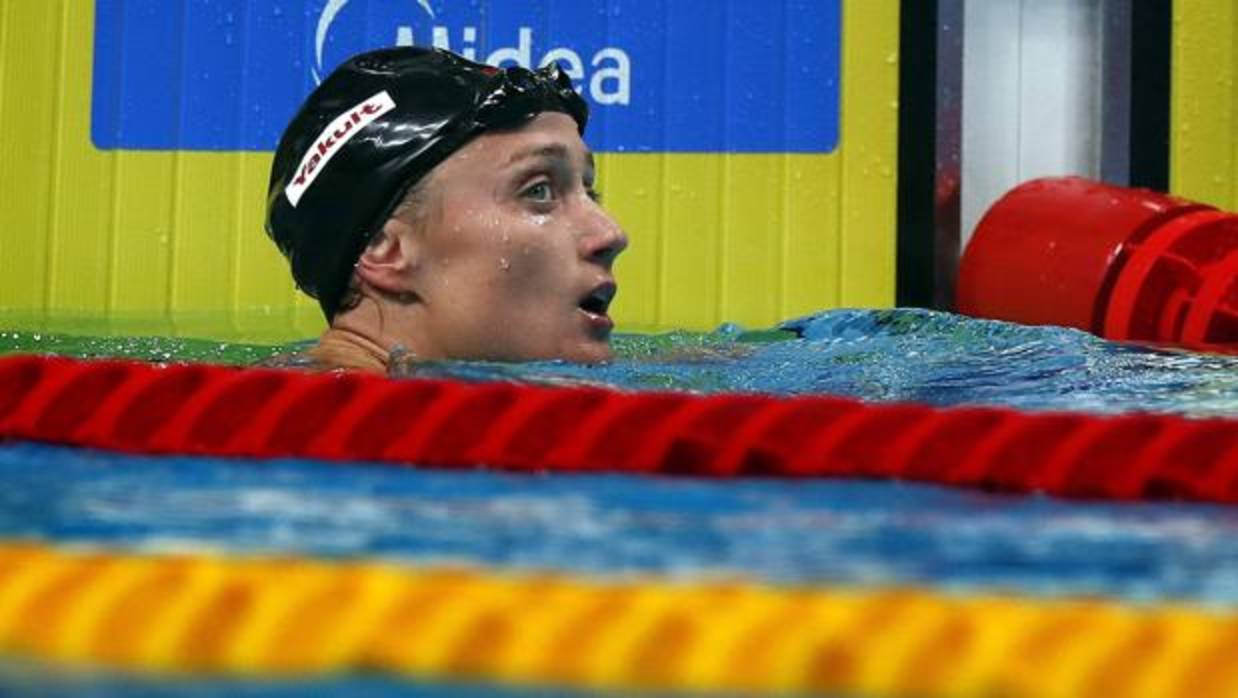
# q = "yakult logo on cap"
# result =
<box><xmin>285</xmin><ymin>90</ymin><xmax>396</xmax><ymax>207</ymax></box>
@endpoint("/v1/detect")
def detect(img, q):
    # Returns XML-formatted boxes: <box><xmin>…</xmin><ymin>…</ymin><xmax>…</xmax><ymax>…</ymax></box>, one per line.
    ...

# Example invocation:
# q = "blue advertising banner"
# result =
<box><xmin>91</xmin><ymin>0</ymin><xmax>839</xmax><ymax>153</ymax></box>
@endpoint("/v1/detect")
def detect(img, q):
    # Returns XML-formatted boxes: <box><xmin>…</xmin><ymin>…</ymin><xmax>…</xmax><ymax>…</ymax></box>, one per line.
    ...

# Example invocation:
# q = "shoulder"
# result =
<box><xmin>253</xmin><ymin>330</ymin><xmax>388</xmax><ymax>374</ymax></box>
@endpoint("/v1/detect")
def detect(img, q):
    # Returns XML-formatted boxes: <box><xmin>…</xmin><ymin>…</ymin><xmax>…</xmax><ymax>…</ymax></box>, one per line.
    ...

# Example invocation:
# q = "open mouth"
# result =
<box><xmin>578</xmin><ymin>282</ymin><xmax>617</xmax><ymax>317</ymax></box>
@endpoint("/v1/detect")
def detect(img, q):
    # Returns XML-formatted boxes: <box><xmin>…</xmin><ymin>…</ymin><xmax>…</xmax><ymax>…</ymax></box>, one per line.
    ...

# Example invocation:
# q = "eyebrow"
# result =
<box><xmin>506</xmin><ymin>143</ymin><xmax>596</xmax><ymax>173</ymax></box>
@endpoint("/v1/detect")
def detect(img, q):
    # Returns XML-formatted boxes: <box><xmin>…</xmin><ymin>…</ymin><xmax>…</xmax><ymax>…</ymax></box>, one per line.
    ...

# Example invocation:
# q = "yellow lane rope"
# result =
<box><xmin>1</xmin><ymin>542</ymin><xmax>1237</xmax><ymax>697</ymax></box>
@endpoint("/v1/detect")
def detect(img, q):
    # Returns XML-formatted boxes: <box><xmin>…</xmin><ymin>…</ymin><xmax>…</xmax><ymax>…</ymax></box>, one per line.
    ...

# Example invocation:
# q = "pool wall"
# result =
<box><xmin>1172</xmin><ymin>0</ymin><xmax>1238</xmax><ymax>214</ymax></box>
<box><xmin>0</xmin><ymin>0</ymin><xmax>897</xmax><ymax>339</ymax></box>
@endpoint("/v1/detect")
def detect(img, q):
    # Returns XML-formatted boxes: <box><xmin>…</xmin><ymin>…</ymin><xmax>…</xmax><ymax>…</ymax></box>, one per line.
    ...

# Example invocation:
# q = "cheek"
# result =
<box><xmin>493</xmin><ymin>222</ymin><xmax>573</xmax><ymax>289</ymax></box>
<box><xmin>426</xmin><ymin>206</ymin><xmax>576</xmax><ymax>307</ymax></box>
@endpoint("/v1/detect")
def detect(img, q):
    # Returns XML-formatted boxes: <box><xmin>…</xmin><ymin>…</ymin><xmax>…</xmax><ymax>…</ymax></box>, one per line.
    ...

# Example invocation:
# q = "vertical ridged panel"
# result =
<box><xmin>166</xmin><ymin>4</ymin><xmax>240</xmax><ymax>334</ymax></box>
<box><xmin>109</xmin><ymin>151</ymin><xmax>176</xmax><ymax>326</ymax></box>
<box><xmin>781</xmin><ymin>1</ymin><xmax>847</xmax><ymax>319</ymax></box>
<box><xmin>169</xmin><ymin>152</ymin><xmax>242</xmax><ymax>332</ymax></box>
<box><xmin>0</xmin><ymin>0</ymin><xmax>60</xmax><ymax>316</ymax></box>
<box><xmin>291</xmin><ymin>293</ymin><xmax>326</xmax><ymax>339</ymax></box>
<box><xmin>48</xmin><ymin>0</ymin><xmax>116</xmax><ymax>317</ymax></box>
<box><xmin>660</xmin><ymin>155</ymin><xmax>724</xmax><ymax>330</ymax></box>
<box><xmin>591</xmin><ymin>0</ymin><xmax>661</xmax><ymax>332</ymax></box>
<box><xmin>605</xmin><ymin>0</ymin><xmax>899</xmax><ymax>330</ymax></box>
<box><xmin>237</xmin><ymin>0</ymin><xmax>317</xmax><ymax>338</ymax></box>
<box><xmin>0</xmin><ymin>0</ymin><xmax>5</xmax><ymax>119</ymax></box>
<box><xmin>658</xmin><ymin>0</ymin><xmax>725</xmax><ymax>330</ymax></box>
<box><xmin>780</xmin><ymin>155</ymin><xmax>840</xmax><ymax>320</ymax></box>
<box><xmin>838</xmin><ymin>0</ymin><xmax>898</xmax><ymax>307</ymax></box>
<box><xmin>781</xmin><ymin>3</ymin><xmax>844</xmax><ymax>321</ymax></box>
<box><xmin>233</xmin><ymin>153</ymin><xmax>299</xmax><ymax>337</ymax></box>
<box><xmin>99</xmin><ymin>1</ymin><xmax>183</xmax><ymax>328</ymax></box>
<box><xmin>721</xmin><ymin>155</ymin><xmax>785</xmax><ymax>327</ymax></box>
<box><xmin>228</xmin><ymin>2</ymin><xmax>281</xmax><ymax>339</ymax></box>
<box><xmin>1173</xmin><ymin>0</ymin><xmax>1237</xmax><ymax>211</ymax></box>
<box><xmin>601</xmin><ymin>154</ymin><xmax>662</xmax><ymax>331</ymax></box>
<box><xmin>291</xmin><ymin>0</ymin><xmax>329</xmax><ymax>337</ymax></box>
<box><xmin>718</xmin><ymin>2</ymin><xmax>786</xmax><ymax>328</ymax></box>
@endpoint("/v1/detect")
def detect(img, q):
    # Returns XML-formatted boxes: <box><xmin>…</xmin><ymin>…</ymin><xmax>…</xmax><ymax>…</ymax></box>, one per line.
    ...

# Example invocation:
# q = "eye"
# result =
<box><xmin>522</xmin><ymin>181</ymin><xmax>554</xmax><ymax>203</ymax></box>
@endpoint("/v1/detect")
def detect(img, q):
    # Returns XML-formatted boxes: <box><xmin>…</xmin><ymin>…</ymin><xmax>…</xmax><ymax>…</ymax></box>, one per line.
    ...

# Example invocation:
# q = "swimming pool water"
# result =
<box><xmin>517</xmin><ymin>309</ymin><xmax>1238</xmax><ymax>416</ymax></box>
<box><xmin>5</xmin><ymin>441</ymin><xmax>1238</xmax><ymax>697</ymax></box>
<box><xmin>0</xmin><ymin>308</ymin><xmax>1235</xmax><ymax>696</ymax></box>
<box><xmin>5</xmin><ymin>443</ymin><xmax>1238</xmax><ymax>606</ymax></box>
<box><xmin>4</xmin><ymin>308</ymin><xmax>1233</xmax><ymax>415</ymax></box>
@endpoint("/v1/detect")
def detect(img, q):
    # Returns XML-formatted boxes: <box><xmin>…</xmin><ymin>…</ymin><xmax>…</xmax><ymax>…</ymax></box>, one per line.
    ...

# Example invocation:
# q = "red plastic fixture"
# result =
<box><xmin>958</xmin><ymin>177</ymin><xmax>1238</xmax><ymax>351</ymax></box>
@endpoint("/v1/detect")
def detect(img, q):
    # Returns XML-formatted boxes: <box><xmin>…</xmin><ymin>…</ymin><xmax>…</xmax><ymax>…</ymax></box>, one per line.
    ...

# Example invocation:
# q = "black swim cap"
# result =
<box><xmin>265</xmin><ymin>46</ymin><xmax>588</xmax><ymax>320</ymax></box>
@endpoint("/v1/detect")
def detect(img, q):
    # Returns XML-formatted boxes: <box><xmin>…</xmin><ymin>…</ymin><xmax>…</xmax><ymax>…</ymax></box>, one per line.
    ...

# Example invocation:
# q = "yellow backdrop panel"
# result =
<box><xmin>1172</xmin><ymin>0</ymin><xmax>1238</xmax><ymax>212</ymax></box>
<box><xmin>0</xmin><ymin>1</ymin><xmax>897</xmax><ymax>341</ymax></box>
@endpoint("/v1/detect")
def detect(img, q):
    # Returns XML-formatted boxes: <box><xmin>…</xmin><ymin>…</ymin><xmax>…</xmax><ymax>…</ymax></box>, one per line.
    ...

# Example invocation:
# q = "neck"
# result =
<box><xmin>314</xmin><ymin>294</ymin><xmax>434</xmax><ymax>372</ymax></box>
<box><xmin>308</xmin><ymin>326</ymin><xmax>388</xmax><ymax>373</ymax></box>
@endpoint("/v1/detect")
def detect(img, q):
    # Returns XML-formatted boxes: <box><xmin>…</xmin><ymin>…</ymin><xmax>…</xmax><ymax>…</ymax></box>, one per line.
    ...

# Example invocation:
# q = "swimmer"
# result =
<box><xmin>264</xmin><ymin>47</ymin><xmax>627</xmax><ymax>373</ymax></box>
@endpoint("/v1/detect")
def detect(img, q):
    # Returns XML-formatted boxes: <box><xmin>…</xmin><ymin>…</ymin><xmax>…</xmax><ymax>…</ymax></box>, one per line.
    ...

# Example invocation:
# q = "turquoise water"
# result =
<box><xmin>6</xmin><ymin>444</ymin><xmax>1238</xmax><ymax>604</ymax></box>
<box><xmin>0</xmin><ymin>308</ymin><xmax>1235</xmax><ymax>696</ymax></box>
<box><xmin>4</xmin><ymin>308</ymin><xmax>1236</xmax><ymax>415</ymax></box>
<box><xmin>492</xmin><ymin>309</ymin><xmax>1238</xmax><ymax>415</ymax></box>
<box><xmin>5</xmin><ymin>443</ymin><xmax>1238</xmax><ymax>697</ymax></box>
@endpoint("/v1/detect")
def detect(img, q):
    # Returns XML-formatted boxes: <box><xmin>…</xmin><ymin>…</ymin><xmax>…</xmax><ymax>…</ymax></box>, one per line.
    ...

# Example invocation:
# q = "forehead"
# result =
<box><xmin>443</xmin><ymin>111</ymin><xmax>590</xmax><ymax>172</ymax></box>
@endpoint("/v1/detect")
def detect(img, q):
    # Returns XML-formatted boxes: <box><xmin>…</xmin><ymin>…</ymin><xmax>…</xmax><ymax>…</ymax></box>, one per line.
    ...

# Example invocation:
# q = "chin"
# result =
<box><xmin>561</xmin><ymin>340</ymin><xmax>613</xmax><ymax>364</ymax></box>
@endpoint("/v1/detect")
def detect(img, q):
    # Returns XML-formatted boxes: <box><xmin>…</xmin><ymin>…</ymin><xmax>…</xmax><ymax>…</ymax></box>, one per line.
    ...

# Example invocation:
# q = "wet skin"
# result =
<box><xmin>357</xmin><ymin>111</ymin><xmax>628</xmax><ymax>364</ymax></box>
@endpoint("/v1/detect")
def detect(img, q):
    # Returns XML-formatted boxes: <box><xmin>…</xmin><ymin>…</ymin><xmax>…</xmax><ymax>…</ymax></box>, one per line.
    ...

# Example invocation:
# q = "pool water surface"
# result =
<box><xmin>0</xmin><ymin>308</ymin><xmax>1235</xmax><ymax>696</ymax></box>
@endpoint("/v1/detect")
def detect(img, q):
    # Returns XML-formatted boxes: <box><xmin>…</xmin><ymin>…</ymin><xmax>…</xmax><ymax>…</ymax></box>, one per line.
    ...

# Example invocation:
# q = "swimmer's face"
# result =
<box><xmin>402</xmin><ymin>112</ymin><xmax>627</xmax><ymax>363</ymax></box>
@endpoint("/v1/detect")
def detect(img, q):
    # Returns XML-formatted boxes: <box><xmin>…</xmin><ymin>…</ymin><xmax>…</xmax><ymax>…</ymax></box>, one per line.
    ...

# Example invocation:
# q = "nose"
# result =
<box><xmin>580</xmin><ymin>205</ymin><xmax>628</xmax><ymax>269</ymax></box>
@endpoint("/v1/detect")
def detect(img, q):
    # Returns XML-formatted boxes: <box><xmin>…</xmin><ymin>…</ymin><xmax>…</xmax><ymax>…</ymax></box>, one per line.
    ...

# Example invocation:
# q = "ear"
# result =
<box><xmin>354</xmin><ymin>217</ymin><xmax>421</xmax><ymax>295</ymax></box>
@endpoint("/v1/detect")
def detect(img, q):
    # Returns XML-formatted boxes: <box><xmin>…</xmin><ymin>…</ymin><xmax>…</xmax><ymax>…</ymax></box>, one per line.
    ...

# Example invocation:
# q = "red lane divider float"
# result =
<box><xmin>1</xmin><ymin>354</ymin><xmax>1236</xmax><ymax>503</ymax></box>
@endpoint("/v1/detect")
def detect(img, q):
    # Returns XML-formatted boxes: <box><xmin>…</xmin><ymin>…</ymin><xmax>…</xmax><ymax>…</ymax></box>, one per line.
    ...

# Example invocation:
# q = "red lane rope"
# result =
<box><xmin>0</xmin><ymin>355</ymin><xmax>1236</xmax><ymax>503</ymax></box>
